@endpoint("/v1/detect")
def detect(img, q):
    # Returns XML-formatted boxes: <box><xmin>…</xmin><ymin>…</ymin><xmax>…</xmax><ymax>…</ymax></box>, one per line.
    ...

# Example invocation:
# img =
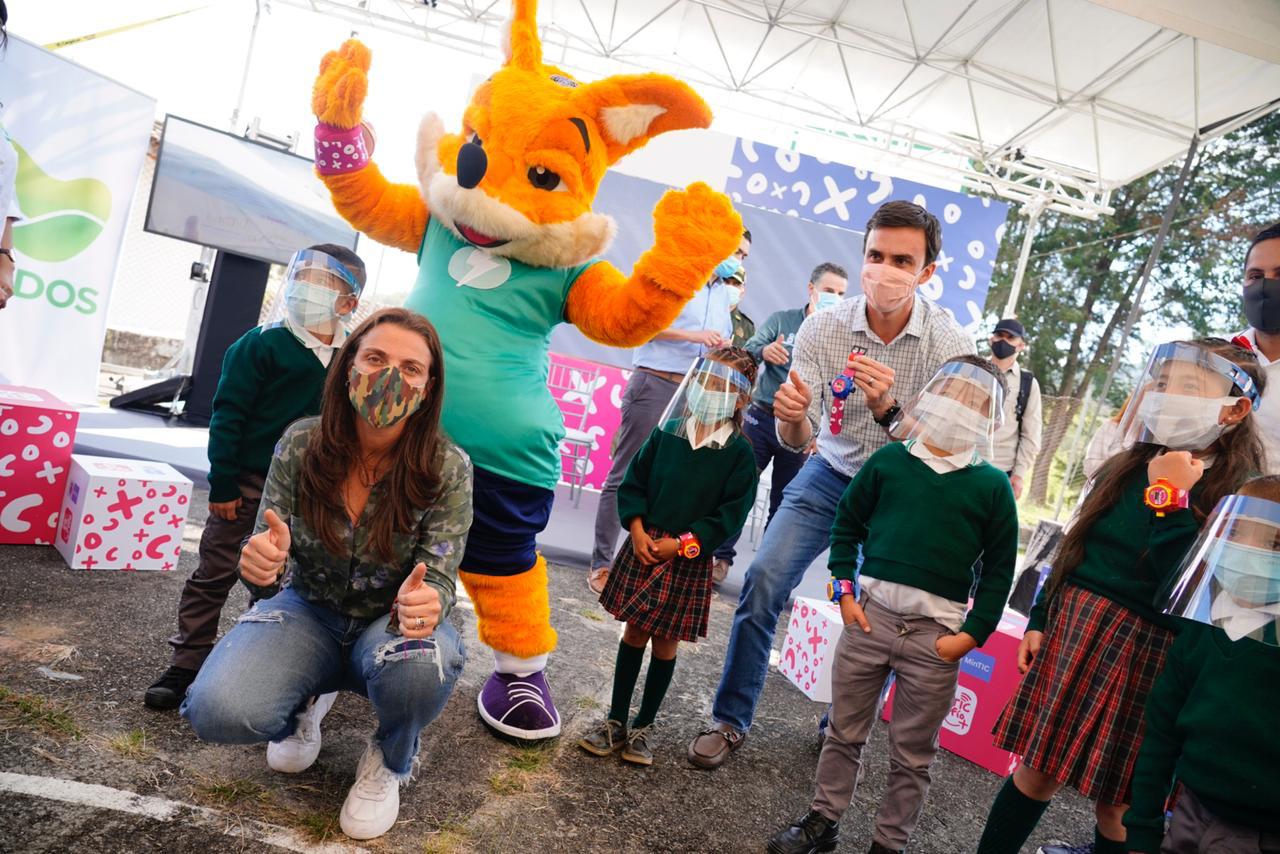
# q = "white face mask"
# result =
<box><xmin>814</xmin><ymin>291</ymin><xmax>843</xmax><ymax>312</ymax></box>
<box><xmin>1136</xmin><ymin>391</ymin><xmax>1235</xmax><ymax>451</ymax></box>
<box><xmin>726</xmin><ymin>285</ymin><xmax>744</xmax><ymax>308</ymax></box>
<box><xmin>914</xmin><ymin>392</ymin><xmax>990</xmax><ymax>452</ymax></box>
<box><xmin>285</xmin><ymin>281</ymin><xmax>342</xmax><ymax>334</ymax></box>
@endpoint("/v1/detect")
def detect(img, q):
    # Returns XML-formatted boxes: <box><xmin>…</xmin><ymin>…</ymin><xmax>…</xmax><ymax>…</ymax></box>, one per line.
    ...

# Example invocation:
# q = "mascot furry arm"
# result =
<box><xmin>310</xmin><ymin>13</ymin><xmax>742</xmax><ymax>347</ymax></box>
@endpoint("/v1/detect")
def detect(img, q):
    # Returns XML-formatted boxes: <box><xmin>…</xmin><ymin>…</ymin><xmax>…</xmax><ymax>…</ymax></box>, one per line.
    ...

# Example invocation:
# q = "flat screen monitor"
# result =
<box><xmin>144</xmin><ymin>115</ymin><xmax>356</xmax><ymax>265</ymax></box>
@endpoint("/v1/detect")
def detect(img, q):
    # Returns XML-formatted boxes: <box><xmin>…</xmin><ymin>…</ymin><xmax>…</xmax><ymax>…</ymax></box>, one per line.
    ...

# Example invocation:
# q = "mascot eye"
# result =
<box><xmin>527</xmin><ymin>165</ymin><xmax>564</xmax><ymax>192</ymax></box>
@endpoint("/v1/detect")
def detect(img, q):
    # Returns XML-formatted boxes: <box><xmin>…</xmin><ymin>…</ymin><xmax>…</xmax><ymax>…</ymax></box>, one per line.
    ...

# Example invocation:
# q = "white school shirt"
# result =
<box><xmin>1236</xmin><ymin>329</ymin><xmax>1280</xmax><ymax>475</ymax></box>
<box><xmin>284</xmin><ymin>315</ymin><xmax>349</xmax><ymax>368</ymax></box>
<box><xmin>857</xmin><ymin>440</ymin><xmax>977</xmax><ymax>633</ymax></box>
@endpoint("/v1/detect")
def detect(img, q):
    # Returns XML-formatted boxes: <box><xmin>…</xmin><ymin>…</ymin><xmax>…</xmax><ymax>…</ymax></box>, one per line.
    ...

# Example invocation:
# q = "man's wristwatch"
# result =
<box><xmin>827</xmin><ymin>578</ymin><xmax>855</xmax><ymax>603</ymax></box>
<box><xmin>676</xmin><ymin>531</ymin><xmax>702</xmax><ymax>559</ymax></box>
<box><xmin>1144</xmin><ymin>478</ymin><xmax>1189</xmax><ymax>517</ymax></box>
<box><xmin>873</xmin><ymin>401</ymin><xmax>901</xmax><ymax>427</ymax></box>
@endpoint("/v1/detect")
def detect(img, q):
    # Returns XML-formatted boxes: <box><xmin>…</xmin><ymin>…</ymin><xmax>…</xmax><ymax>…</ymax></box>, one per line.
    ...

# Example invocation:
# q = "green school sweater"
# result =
<box><xmin>1125</xmin><ymin>622</ymin><xmax>1280</xmax><ymax>852</ymax></box>
<box><xmin>206</xmin><ymin>326</ymin><xmax>328</xmax><ymax>503</ymax></box>
<box><xmin>616</xmin><ymin>425</ymin><xmax>758</xmax><ymax>554</ymax></box>
<box><xmin>1027</xmin><ymin>472</ymin><xmax>1201</xmax><ymax>633</ymax></box>
<box><xmin>828</xmin><ymin>441</ymin><xmax>1019</xmax><ymax>645</ymax></box>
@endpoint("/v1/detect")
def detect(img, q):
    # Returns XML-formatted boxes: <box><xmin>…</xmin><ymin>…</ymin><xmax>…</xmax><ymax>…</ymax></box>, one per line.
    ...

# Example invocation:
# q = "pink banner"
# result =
<box><xmin>547</xmin><ymin>352</ymin><xmax>629</xmax><ymax>491</ymax></box>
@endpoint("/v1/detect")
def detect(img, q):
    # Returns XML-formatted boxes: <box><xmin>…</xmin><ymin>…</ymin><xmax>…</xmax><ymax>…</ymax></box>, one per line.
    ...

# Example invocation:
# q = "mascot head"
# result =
<box><xmin>417</xmin><ymin>0</ymin><xmax>714</xmax><ymax>268</ymax></box>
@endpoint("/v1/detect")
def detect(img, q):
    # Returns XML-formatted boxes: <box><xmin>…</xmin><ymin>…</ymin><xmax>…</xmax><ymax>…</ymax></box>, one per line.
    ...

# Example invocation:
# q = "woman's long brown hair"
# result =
<box><xmin>1043</xmin><ymin>338</ymin><xmax>1267</xmax><ymax>604</ymax></box>
<box><xmin>297</xmin><ymin>308</ymin><xmax>448</xmax><ymax>564</ymax></box>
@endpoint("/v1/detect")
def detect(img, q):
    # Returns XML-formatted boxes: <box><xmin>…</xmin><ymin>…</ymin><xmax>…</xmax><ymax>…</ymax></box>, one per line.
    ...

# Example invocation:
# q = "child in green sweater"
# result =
<box><xmin>145</xmin><ymin>244</ymin><xmax>365</xmax><ymax>711</ymax></box>
<box><xmin>1124</xmin><ymin>475</ymin><xmax>1280</xmax><ymax>854</ymax></box>
<box><xmin>768</xmin><ymin>355</ymin><xmax>1019</xmax><ymax>854</ymax></box>
<box><xmin>977</xmin><ymin>339</ymin><xmax>1267</xmax><ymax>854</ymax></box>
<box><xmin>580</xmin><ymin>347</ymin><xmax>759</xmax><ymax>766</ymax></box>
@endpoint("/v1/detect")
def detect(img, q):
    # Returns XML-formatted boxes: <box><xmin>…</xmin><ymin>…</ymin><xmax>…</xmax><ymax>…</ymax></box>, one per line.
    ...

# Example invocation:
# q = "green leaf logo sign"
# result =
<box><xmin>11</xmin><ymin>141</ymin><xmax>113</xmax><ymax>262</ymax></box>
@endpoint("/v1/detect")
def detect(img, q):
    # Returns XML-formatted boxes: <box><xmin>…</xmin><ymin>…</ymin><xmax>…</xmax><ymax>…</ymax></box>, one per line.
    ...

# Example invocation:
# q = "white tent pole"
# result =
<box><xmin>1053</xmin><ymin>135</ymin><xmax>1200</xmax><ymax>511</ymax></box>
<box><xmin>1002</xmin><ymin>198</ymin><xmax>1046</xmax><ymax>318</ymax></box>
<box><xmin>229</xmin><ymin>0</ymin><xmax>264</xmax><ymax>133</ymax></box>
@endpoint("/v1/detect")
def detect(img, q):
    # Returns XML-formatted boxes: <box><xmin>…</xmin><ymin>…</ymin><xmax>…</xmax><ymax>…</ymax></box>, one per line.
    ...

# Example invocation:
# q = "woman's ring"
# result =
<box><xmin>415</xmin><ymin>617</ymin><xmax>426</xmax><ymax>629</ymax></box>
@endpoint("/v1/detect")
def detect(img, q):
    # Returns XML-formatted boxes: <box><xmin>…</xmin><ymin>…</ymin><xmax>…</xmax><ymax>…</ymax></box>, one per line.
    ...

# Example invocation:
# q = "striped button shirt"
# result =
<box><xmin>780</xmin><ymin>294</ymin><xmax>975</xmax><ymax>478</ymax></box>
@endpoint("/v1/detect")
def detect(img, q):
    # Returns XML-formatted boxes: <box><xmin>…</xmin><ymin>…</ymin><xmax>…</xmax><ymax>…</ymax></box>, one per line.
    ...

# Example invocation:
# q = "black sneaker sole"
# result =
<box><xmin>143</xmin><ymin>688</ymin><xmax>184</xmax><ymax>711</ymax></box>
<box><xmin>765</xmin><ymin>841</ymin><xmax>837</xmax><ymax>854</ymax></box>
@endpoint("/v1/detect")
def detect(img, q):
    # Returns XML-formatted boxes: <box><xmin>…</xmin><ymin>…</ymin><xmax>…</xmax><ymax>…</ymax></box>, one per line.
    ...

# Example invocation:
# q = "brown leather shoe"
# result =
<box><xmin>711</xmin><ymin>559</ymin><xmax>731</xmax><ymax>586</ymax></box>
<box><xmin>687</xmin><ymin>723</ymin><xmax>745</xmax><ymax>769</ymax></box>
<box><xmin>588</xmin><ymin>566</ymin><xmax>610</xmax><ymax>595</ymax></box>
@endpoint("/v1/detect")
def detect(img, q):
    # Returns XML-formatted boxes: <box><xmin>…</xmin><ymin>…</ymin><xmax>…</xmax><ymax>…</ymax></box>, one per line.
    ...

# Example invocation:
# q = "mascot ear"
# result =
<box><xmin>581</xmin><ymin>74</ymin><xmax>714</xmax><ymax>165</ymax></box>
<box><xmin>503</xmin><ymin>0</ymin><xmax>542</xmax><ymax>71</ymax></box>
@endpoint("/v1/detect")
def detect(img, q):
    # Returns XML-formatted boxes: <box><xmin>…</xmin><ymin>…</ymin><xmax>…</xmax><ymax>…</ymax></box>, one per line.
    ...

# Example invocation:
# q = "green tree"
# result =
<box><xmin>984</xmin><ymin>111</ymin><xmax>1280</xmax><ymax>505</ymax></box>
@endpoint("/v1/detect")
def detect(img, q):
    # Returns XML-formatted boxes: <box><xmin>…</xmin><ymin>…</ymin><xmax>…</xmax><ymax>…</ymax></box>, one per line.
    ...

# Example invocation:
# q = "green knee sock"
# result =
<box><xmin>975</xmin><ymin>776</ymin><xmax>1052</xmax><ymax>854</ymax></box>
<box><xmin>631</xmin><ymin>655</ymin><xmax>676</xmax><ymax>729</ymax></box>
<box><xmin>607</xmin><ymin>640</ymin><xmax>645</xmax><ymax>724</ymax></box>
<box><xmin>1094</xmin><ymin>824</ymin><xmax>1126</xmax><ymax>854</ymax></box>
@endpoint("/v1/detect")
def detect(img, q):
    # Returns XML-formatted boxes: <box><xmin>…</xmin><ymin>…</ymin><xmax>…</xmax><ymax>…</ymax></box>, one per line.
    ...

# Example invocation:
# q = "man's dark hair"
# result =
<box><xmin>1245</xmin><ymin>222</ymin><xmax>1280</xmax><ymax>268</ymax></box>
<box><xmin>945</xmin><ymin>354</ymin><xmax>1007</xmax><ymax>401</ymax></box>
<box><xmin>306</xmin><ymin>243</ymin><xmax>367</xmax><ymax>290</ymax></box>
<box><xmin>1240</xmin><ymin>474</ymin><xmax>1280</xmax><ymax>502</ymax></box>
<box><xmin>862</xmin><ymin>200</ymin><xmax>942</xmax><ymax>267</ymax></box>
<box><xmin>742</xmin><ymin>228</ymin><xmax>752</xmax><ymax>244</ymax></box>
<box><xmin>809</xmin><ymin>262</ymin><xmax>848</xmax><ymax>284</ymax></box>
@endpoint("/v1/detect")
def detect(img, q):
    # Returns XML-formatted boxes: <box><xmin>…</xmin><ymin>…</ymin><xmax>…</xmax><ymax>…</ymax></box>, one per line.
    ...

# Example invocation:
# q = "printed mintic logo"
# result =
<box><xmin>11</xmin><ymin>140</ymin><xmax>112</xmax><ymax>262</ymax></box>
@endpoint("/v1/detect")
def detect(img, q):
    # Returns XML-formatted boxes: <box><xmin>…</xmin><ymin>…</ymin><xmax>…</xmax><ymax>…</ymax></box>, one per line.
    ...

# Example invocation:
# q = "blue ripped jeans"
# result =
<box><xmin>182</xmin><ymin>587</ymin><xmax>465</xmax><ymax>776</ymax></box>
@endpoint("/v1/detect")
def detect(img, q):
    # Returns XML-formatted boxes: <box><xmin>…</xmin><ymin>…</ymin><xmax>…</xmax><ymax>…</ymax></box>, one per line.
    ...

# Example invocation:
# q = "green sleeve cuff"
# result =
<box><xmin>958</xmin><ymin>616</ymin><xmax>995</xmax><ymax>647</ymax></box>
<box><xmin>207</xmin><ymin>473</ymin><xmax>242</xmax><ymax>504</ymax></box>
<box><xmin>1122</xmin><ymin>825</ymin><xmax>1162</xmax><ymax>854</ymax></box>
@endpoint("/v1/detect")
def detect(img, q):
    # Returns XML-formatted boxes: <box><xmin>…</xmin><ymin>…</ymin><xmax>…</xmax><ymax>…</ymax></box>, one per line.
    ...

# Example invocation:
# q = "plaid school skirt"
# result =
<box><xmin>599</xmin><ymin>528</ymin><xmax>714</xmax><ymax>642</ymax></box>
<box><xmin>992</xmin><ymin>584</ymin><xmax>1174</xmax><ymax>805</ymax></box>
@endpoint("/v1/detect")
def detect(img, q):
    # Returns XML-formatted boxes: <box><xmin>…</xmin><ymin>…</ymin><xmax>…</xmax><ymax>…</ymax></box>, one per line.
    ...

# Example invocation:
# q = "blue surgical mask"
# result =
<box><xmin>815</xmin><ymin>291</ymin><xmax>843</xmax><ymax>312</ymax></box>
<box><xmin>686</xmin><ymin>383</ymin><xmax>738</xmax><ymax>424</ymax></box>
<box><xmin>715</xmin><ymin>257</ymin><xmax>742</xmax><ymax>280</ymax></box>
<box><xmin>1216</xmin><ymin>541</ymin><xmax>1280</xmax><ymax>603</ymax></box>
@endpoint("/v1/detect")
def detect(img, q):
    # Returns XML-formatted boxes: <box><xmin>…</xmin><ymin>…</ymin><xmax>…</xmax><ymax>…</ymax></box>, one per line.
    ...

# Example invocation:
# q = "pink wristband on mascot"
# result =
<box><xmin>314</xmin><ymin>122</ymin><xmax>372</xmax><ymax>175</ymax></box>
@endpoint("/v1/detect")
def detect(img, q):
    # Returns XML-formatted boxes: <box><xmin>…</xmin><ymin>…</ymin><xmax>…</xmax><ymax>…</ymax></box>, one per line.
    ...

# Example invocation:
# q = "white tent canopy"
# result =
<box><xmin>281</xmin><ymin>0</ymin><xmax>1280</xmax><ymax>220</ymax></box>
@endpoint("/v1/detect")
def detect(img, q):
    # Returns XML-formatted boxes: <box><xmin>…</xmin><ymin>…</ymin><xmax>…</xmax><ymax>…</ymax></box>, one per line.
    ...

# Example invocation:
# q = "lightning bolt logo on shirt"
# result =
<box><xmin>447</xmin><ymin>247</ymin><xmax>512</xmax><ymax>290</ymax></box>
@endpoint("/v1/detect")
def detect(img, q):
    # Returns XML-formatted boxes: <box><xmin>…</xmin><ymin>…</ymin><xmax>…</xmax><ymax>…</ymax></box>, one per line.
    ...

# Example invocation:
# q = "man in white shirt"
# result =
<box><xmin>986</xmin><ymin>318</ymin><xmax>1042</xmax><ymax>499</ymax></box>
<box><xmin>1235</xmin><ymin>223</ymin><xmax>1280</xmax><ymax>474</ymax></box>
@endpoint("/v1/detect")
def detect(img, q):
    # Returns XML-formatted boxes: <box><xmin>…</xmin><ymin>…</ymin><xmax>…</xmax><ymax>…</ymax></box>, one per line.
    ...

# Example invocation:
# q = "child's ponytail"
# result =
<box><xmin>1044</xmin><ymin>337</ymin><xmax>1267</xmax><ymax>605</ymax></box>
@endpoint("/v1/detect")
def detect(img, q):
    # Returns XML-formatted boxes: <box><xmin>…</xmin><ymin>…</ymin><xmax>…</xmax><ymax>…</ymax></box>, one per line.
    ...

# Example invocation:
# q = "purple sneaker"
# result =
<box><xmin>477</xmin><ymin>670</ymin><xmax>562</xmax><ymax>740</ymax></box>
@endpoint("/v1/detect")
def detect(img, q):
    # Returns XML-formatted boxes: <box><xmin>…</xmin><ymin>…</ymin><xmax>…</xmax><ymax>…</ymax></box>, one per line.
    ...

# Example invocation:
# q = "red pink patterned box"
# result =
<box><xmin>0</xmin><ymin>385</ymin><xmax>80</xmax><ymax>545</ymax></box>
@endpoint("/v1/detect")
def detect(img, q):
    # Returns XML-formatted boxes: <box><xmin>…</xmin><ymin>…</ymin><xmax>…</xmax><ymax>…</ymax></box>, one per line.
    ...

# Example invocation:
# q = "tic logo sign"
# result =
<box><xmin>9</xmin><ymin>140</ymin><xmax>111</xmax><ymax>315</ymax></box>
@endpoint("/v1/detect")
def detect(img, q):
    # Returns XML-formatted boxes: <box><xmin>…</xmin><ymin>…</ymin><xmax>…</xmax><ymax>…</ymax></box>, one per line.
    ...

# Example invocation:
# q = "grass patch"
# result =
<box><xmin>106</xmin><ymin>729</ymin><xmax>152</xmax><ymax>760</ymax></box>
<box><xmin>489</xmin><ymin>744</ymin><xmax>557</xmax><ymax>795</ymax></box>
<box><xmin>507</xmin><ymin>745</ymin><xmax>554</xmax><ymax>773</ymax></box>
<box><xmin>577</xmin><ymin>608</ymin><xmax>603</xmax><ymax>622</ymax></box>
<box><xmin>573</xmin><ymin>695</ymin><xmax>602</xmax><ymax>711</ymax></box>
<box><xmin>422</xmin><ymin>825</ymin><xmax>470</xmax><ymax>854</ymax></box>
<box><xmin>487</xmin><ymin>767</ymin><xmax>527</xmax><ymax>795</ymax></box>
<box><xmin>293</xmin><ymin>810</ymin><xmax>342</xmax><ymax>843</ymax></box>
<box><xmin>0</xmin><ymin>686</ymin><xmax>82</xmax><ymax>739</ymax></box>
<box><xmin>195</xmin><ymin>776</ymin><xmax>269</xmax><ymax>808</ymax></box>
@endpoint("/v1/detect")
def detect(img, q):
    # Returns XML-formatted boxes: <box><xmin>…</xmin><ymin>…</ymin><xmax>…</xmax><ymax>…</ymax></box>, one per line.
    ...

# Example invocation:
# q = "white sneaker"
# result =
<box><xmin>266</xmin><ymin>692</ymin><xmax>337</xmax><ymax>774</ymax></box>
<box><xmin>339</xmin><ymin>742</ymin><xmax>401</xmax><ymax>840</ymax></box>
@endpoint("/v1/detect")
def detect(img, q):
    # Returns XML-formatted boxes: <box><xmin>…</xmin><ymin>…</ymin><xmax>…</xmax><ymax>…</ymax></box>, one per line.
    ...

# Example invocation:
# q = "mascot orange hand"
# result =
<box><xmin>644</xmin><ymin>182</ymin><xmax>742</xmax><ymax>296</ymax></box>
<box><xmin>312</xmin><ymin>40</ymin><xmax>371</xmax><ymax>131</ymax></box>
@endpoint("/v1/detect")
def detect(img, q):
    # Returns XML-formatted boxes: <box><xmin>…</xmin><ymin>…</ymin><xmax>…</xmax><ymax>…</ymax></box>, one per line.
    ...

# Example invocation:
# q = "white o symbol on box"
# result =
<box><xmin>0</xmin><ymin>419</ymin><xmax>17</xmax><ymax>436</ymax></box>
<box><xmin>53</xmin><ymin>432</ymin><xmax>71</xmax><ymax>448</ymax></box>
<box><xmin>22</xmin><ymin>445</ymin><xmax>40</xmax><ymax>461</ymax></box>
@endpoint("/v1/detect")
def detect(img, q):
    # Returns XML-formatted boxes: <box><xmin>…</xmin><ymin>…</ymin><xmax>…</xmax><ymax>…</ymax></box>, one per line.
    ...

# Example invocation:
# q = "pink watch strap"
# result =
<box><xmin>314</xmin><ymin>122</ymin><xmax>372</xmax><ymax>175</ymax></box>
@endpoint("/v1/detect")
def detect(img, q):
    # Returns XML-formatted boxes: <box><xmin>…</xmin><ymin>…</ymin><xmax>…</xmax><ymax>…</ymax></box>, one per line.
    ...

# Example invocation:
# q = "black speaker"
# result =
<box><xmin>180</xmin><ymin>252</ymin><xmax>271</xmax><ymax>425</ymax></box>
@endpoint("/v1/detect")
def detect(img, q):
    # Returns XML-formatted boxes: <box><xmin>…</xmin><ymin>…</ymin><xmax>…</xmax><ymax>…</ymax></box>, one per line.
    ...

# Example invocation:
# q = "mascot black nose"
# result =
<box><xmin>457</xmin><ymin>142</ymin><xmax>487</xmax><ymax>189</ymax></box>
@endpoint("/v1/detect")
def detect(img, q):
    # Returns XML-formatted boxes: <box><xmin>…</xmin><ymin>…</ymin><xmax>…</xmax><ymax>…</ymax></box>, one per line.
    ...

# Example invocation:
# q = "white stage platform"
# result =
<box><xmin>70</xmin><ymin>407</ymin><xmax>831</xmax><ymax>600</ymax></box>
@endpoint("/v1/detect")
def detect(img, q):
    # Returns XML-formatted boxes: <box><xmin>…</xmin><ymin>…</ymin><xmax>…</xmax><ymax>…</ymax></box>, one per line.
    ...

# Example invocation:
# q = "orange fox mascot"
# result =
<box><xmin>310</xmin><ymin>0</ymin><xmax>742</xmax><ymax>740</ymax></box>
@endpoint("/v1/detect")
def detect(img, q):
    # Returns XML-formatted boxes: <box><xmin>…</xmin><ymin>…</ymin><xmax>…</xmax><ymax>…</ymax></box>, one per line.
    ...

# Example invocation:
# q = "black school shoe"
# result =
<box><xmin>869</xmin><ymin>841</ymin><xmax>904</xmax><ymax>854</ymax></box>
<box><xmin>766</xmin><ymin>810</ymin><xmax>839</xmax><ymax>854</ymax></box>
<box><xmin>144</xmin><ymin>666</ymin><xmax>197</xmax><ymax>710</ymax></box>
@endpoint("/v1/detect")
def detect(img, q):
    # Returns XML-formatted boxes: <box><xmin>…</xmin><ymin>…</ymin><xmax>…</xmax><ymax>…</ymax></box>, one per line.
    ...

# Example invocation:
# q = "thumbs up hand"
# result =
<box><xmin>774</xmin><ymin>369</ymin><xmax>813</xmax><ymax>425</ymax></box>
<box><xmin>395</xmin><ymin>562</ymin><xmax>441</xmax><ymax>638</ymax></box>
<box><xmin>240</xmin><ymin>508</ymin><xmax>291</xmax><ymax>587</ymax></box>
<box><xmin>762</xmin><ymin>334</ymin><xmax>791</xmax><ymax>366</ymax></box>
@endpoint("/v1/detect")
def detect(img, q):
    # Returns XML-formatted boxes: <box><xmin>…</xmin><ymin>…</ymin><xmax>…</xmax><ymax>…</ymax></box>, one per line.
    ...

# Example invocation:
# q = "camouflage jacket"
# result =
<box><xmin>731</xmin><ymin>308</ymin><xmax>756</xmax><ymax>349</ymax></box>
<box><xmin>244</xmin><ymin>417</ymin><xmax>474</xmax><ymax>620</ymax></box>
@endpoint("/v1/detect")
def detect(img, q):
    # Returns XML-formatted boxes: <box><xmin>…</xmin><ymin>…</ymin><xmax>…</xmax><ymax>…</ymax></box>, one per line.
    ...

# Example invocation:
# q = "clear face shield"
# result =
<box><xmin>1157</xmin><ymin>494</ymin><xmax>1280</xmax><ymax>645</ymax></box>
<box><xmin>657</xmin><ymin>357</ymin><xmax>752</xmax><ymax>451</ymax></box>
<box><xmin>1117</xmin><ymin>342</ymin><xmax>1259</xmax><ymax>452</ymax></box>
<box><xmin>888</xmin><ymin>361</ymin><xmax>1005</xmax><ymax>460</ymax></box>
<box><xmin>265</xmin><ymin>249</ymin><xmax>362</xmax><ymax>339</ymax></box>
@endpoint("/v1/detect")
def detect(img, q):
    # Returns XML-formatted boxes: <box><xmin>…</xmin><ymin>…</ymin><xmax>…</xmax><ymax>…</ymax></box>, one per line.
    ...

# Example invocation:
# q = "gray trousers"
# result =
<box><xmin>168</xmin><ymin>472</ymin><xmax>265</xmax><ymax>671</ymax></box>
<box><xmin>1163</xmin><ymin>788</ymin><xmax>1280</xmax><ymax>854</ymax></box>
<box><xmin>811</xmin><ymin>597</ymin><xmax>960</xmax><ymax>851</ymax></box>
<box><xmin>590</xmin><ymin>370</ymin><xmax>679</xmax><ymax>568</ymax></box>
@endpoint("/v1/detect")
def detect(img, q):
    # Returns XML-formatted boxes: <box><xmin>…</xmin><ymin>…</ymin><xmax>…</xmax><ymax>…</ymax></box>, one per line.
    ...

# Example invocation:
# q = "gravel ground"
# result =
<box><xmin>0</xmin><ymin>489</ymin><xmax>1092</xmax><ymax>853</ymax></box>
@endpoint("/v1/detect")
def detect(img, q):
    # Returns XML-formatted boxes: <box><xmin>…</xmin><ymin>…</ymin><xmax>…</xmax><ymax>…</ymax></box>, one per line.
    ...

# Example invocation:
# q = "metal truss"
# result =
<box><xmin>274</xmin><ymin>0</ymin><xmax>1280</xmax><ymax>221</ymax></box>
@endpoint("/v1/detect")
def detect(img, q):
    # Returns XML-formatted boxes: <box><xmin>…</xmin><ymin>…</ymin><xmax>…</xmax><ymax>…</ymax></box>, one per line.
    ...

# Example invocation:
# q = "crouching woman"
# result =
<box><xmin>182</xmin><ymin>308</ymin><xmax>473</xmax><ymax>841</ymax></box>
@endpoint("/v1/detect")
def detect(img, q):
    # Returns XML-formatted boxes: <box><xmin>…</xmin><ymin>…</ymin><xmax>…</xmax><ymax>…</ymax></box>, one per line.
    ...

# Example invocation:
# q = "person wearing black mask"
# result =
<box><xmin>987</xmin><ymin>318</ymin><xmax>1041</xmax><ymax>499</ymax></box>
<box><xmin>1235</xmin><ymin>222</ymin><xmax>1280</xmax><ymax>472</ymax></box>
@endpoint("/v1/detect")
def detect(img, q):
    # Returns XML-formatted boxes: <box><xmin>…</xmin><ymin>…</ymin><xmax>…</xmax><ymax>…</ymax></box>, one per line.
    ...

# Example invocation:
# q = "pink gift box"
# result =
<box><xmin>0</xmin><ymin>385</ymin><xmax>80</xmax><ymax>545</ymax></box>
<box><xmin>778</xmin><ymin>596</ymin><xmax>844</xmax><ymax>703</ymax></box>
<box><xmin>54</xmin><ymin>455</ymin><xmax>193</xmax><ymax>571</ymax></box>
<box><xmin>883</xmin><ymin>608</ymin><xmax>1028</xmax><ymax>776</ymax></box>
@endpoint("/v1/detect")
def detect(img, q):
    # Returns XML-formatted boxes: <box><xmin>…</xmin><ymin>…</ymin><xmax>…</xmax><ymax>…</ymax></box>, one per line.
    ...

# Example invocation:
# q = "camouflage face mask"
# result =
<box><xmin>347</xmin><ymin>365</ymin><xmax>427</xmax><ymax>428</ymax></box>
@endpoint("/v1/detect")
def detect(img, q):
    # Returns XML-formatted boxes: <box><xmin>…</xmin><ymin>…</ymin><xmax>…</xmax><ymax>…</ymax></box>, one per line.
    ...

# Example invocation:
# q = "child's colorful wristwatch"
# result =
<box><xmin>827</xmin><ymin>578</ymin><xmax>855</xmax><ymax>603</ymax></box>
<box><xmin>828</xmin><ymin>347</ymin><xmax>868</xmax><ymax>434</ymax></box>
<box><xmin>677</xmin><ymin>532</ymin><xmax>702</xmax><ymax>559</ymax></box>
<box><xmin>1144</xmin><ymin>478</ymin><xmax>1189</xmax><ymax>517</ymax></box>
